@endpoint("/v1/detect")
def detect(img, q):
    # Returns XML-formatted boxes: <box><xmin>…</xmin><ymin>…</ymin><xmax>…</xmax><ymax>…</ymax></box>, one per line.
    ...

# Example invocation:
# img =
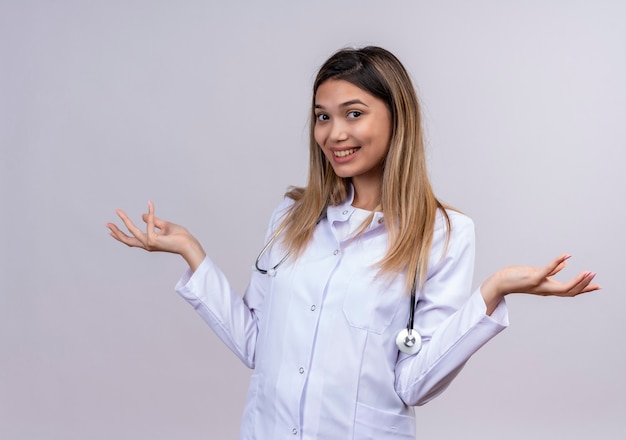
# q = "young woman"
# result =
<box><xmin>107</xmin><ymin>46</ymin><xmax>599</xmax><ymax>439</ymax></box>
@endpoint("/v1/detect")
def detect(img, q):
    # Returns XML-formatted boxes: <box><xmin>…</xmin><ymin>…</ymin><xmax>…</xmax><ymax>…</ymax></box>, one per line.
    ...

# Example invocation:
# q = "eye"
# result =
<box><xmin>316</xmin><ymin>113</ymin><xmax>329</xmax><ymax>122</ymax></box>
<box><xmin>347</xmin><ymin>111</ymin><xmax>362</xmax><ymax>119</ymax></box>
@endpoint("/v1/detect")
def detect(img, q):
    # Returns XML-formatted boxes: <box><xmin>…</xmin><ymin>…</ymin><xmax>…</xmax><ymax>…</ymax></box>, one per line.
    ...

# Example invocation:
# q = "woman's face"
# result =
<box><xmin>314</xmin><ymin>79</ymin><xmax>392</xmax><ymax>186</ymax></box>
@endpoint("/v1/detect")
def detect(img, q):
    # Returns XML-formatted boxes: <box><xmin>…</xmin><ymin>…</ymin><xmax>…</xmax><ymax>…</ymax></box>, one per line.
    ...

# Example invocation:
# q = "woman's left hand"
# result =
<box><xmin>481</xmin><ymin>254</ymin><xmax>601</xmax><ymax>315</ymax></box>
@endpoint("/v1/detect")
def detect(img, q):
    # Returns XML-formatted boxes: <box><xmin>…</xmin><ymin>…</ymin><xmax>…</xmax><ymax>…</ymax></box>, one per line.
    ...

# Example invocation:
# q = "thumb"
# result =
<box><xmin>544</xmin><ymin>254</ymin><xmax>571</xmax><ymax>278</ymax></box>
<box><xmin>141</xmin><ymin>212</ymin><xmax>167</xmax><ymax>229</ymax></box>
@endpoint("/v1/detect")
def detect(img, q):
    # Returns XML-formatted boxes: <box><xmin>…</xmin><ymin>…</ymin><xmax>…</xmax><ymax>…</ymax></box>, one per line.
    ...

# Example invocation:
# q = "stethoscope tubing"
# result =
<box><xmin>254</xmin><ymin>233</ymin><xmax>422</xmax><ymax>354</ymax></box>
<box><xmin>254</xmin><ymin>232</ymin><xmax>290</xmax><ymax>276</ymax></box>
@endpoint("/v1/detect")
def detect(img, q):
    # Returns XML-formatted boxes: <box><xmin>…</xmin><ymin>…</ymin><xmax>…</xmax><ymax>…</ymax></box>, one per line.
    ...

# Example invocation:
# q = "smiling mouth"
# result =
<box><xmin>333</xmin><ymin>148</ymin><xmax>359</xmax><ymax>158</ymax></box>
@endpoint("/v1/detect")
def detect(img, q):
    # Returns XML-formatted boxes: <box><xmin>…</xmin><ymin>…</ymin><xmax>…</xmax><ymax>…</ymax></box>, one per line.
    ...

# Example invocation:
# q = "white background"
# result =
<box><xmin>1</xmin><ymin>1</ymin><xmax>624</xmax><ymax>438</ymax></box>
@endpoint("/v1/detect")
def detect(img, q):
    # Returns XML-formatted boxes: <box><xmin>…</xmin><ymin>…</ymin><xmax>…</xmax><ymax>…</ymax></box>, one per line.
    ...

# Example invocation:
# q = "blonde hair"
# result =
<box><xmin>280</xmin><ymin>46</ymin><xmax>450</xmax><ymax>291</ymax></box>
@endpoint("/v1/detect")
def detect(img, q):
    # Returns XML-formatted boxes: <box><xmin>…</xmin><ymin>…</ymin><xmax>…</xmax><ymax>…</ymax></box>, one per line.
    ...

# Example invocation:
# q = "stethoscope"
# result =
<box><xmin>254</xmin><ymin>233</ymin><xmax>422</xmax><ymax>356</ymax></box>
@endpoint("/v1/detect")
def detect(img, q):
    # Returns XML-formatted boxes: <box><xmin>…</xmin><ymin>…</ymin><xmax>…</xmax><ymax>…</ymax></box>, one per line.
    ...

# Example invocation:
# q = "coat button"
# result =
<box><xmin>333</xmin><ymin>249</ymin><xmax>339</xmax><ymax>255</ymax></box>
<box><xmin>310</xmin><ymin>305</ymin><xmax>316</xmax><ymax>311</ymax></box>
<box><xmin>342</xmin><ymin>210</ymin><xmax>348</xmax><ymax>215</ymax></box>
<box><xmin>378</xmin><ymin>217</ymin><xmax>384</xmax><ymax>224</ymax></box>
<box><xmin>299</xmin><ymin>367</ymin><xmax>305</xmax><ymax>374</ymax></box>
<box><xmin>292</xmin><ymin>428</ymin><xmax>298</xmax><ymax>435</ymax></box>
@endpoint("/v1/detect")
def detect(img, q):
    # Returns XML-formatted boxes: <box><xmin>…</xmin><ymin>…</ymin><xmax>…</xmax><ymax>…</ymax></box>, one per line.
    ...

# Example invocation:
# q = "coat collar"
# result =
<box><xmin>326</xmin><ymin>185</ymin><xmax>385</xmax><ymax>231</ymax></box>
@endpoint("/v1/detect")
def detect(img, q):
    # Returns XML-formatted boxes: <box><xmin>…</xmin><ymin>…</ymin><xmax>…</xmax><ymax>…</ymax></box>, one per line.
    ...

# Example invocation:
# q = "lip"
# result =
<box><xmin>330</xmin><ymin>146</ymin><xmax>360</xmax><ymax>163</ymax></box>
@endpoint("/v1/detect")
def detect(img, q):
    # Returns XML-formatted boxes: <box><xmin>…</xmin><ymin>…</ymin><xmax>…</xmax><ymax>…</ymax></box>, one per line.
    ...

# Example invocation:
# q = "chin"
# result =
<box><xmin>331</xmin><ymin>168</ymin><xmax>356</xmax><ymax>179</ymax></box>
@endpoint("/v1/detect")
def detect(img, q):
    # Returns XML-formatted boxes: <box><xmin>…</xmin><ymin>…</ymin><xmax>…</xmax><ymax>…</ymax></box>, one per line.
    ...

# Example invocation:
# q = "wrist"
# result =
<box><xmin>481</xmin><ymin>271</ymin><xmax>506</xmax><ymax>316</ymax></box>
<box><xmin>181</xmin><ymin>238</ymin><xmax>206</xmax><ymax>272</ymax></box>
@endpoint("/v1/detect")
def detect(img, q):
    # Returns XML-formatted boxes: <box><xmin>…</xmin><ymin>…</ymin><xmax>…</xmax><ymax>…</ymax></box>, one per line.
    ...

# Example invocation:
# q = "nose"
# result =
<box><xmin>329</xmin><ymin>119</ymin><xmax>348</xmax><ymax>143</ymax></box>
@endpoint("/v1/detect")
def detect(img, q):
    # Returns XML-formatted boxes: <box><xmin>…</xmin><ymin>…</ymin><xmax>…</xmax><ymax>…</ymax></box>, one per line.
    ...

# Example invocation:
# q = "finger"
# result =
<box><xmin>106</xmin><ymin>223</ymin><xmax>144</xmax><ymax>248</ymax></box>
<box><xmin>570</xmin><ymin>272</ymin><xmax>601</xmax><ymax>296</ymax></box>
<box><xmin>145</xmin><ymin>200</ymin><xmax>157</xmax><ymax>248</ymax></box>
<box><xmin>115</xmin><ymin>209</ymin><xmax>147</xmax><ymax>244</ymax></box>
<box><xmin>544</xmin><ymin>254</ymin><xmax>571</xmax><ymax>278</ymax></box>
<box><xmin>141</xmin><ymin>213</ymin><xmax>167</xmax><ymax>229</ymax></box>
<box><xmin>546</xmin><ymin>260</ymin><xmax>568</xmax><ymax>277</ymax></box>
<box><xmin>581</xmin><ymin>280</ymin><xmax>601</xmax><ymax>293</ymax></box>
<box><xmin>115</xmin><ymin>209</ymin><xmax>141</xmax><ymax>235</ymax></box>
<box><xmin>559</xmin><ymin>271</ymin><xmax>596</xmax><ymax>297</ymax></box>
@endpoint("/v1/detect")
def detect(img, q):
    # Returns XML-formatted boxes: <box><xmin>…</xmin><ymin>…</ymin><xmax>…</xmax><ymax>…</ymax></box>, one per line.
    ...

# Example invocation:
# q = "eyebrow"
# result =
<box><xmin>314</xmin><ymin>99</ymin><xmax>369</xmax><ymax>109</ymax></box>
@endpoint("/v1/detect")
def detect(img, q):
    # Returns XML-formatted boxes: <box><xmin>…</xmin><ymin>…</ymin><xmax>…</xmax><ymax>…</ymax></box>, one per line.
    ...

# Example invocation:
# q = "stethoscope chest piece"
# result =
<box><xmin>396</xmin><ymin>328</ymin><xmax>422</xmax><ymax>355</ymax></box>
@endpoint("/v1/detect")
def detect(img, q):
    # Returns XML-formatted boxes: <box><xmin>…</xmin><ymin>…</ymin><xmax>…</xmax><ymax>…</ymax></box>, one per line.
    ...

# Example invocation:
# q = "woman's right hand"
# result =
<box><xmin>106</xmin><ymin>200</ymin><xmax>206</xmax><ymax>271</ymax></box>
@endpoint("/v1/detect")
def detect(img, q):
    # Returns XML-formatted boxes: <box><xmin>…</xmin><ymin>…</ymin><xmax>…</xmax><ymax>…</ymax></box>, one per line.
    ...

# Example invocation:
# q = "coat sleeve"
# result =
<box><xmin>174</xmin><ymin>198</ymin><xmax>293</xmax><ymax>369</ymax></box>
<box><xmin>394</xmin><ymin>211</ymin><xmax>509</xmax><ymax>406</ymax></box>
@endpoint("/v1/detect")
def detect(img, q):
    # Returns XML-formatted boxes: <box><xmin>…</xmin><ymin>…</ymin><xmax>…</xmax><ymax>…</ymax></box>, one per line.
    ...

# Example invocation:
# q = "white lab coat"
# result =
<box><xmin>176</xmin><ymin>191</ymin><xmax>508</xmax><ymax>439</ymax></box>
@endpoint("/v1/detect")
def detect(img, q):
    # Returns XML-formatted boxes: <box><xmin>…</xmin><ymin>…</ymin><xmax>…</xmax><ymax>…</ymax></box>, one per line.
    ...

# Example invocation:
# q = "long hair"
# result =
<box><xmin>279</xmin><ymin>46</ymin><xmax>450</xmax><ymax>291</ymax></box>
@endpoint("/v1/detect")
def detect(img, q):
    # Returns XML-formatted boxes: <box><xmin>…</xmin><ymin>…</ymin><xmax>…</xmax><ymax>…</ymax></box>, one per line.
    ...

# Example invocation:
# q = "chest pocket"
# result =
<box><xmin>342</xmin><ymin>271</ymin><xmax>406</xmax><ymax>334</ymax></box>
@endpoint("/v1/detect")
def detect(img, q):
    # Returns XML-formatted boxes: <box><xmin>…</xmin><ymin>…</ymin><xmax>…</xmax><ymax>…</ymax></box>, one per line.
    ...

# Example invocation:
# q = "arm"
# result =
<box><xmin>394</xmin><ymin>214</ymin><xmax>600</xmax><ymax>407</ymax></box>
<box><xmin>107</xmin><ymin>198</ymin><xmax>294</xmax><ymax>367</ymax></box>
<box><xmin>106</xmin><ymin>200</ymin><xmax>266</xmax><ymax>367</ymax></box>
<box><xmin>173</xmin><ymin>199</ymin><xmax>292</xmax><ymax>367</ymax></box>
<box><xmin>174</xmin><ymin>256</ymin><xmax>267</xmax><ymax>368</ymax></box>
<box><xmin>395</xmin><ymin>213</ymin><xmax>506</xmax><ymax>406</ymax></box>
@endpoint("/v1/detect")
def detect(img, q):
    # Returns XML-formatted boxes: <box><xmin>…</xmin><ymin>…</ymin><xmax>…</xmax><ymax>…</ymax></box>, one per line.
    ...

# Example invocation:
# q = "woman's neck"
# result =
<box><xmin>351</xmin><ymin>177</ymin><xmax>382</xmax><ymax>211</ymax></box>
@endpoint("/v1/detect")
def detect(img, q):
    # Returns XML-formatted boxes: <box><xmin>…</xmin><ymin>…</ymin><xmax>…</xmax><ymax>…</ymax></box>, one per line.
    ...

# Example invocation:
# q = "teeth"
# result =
<box><xmin>334</xmin><ymin>148</ymin><xmax>358</xmax><ymax>157</ymax></box>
